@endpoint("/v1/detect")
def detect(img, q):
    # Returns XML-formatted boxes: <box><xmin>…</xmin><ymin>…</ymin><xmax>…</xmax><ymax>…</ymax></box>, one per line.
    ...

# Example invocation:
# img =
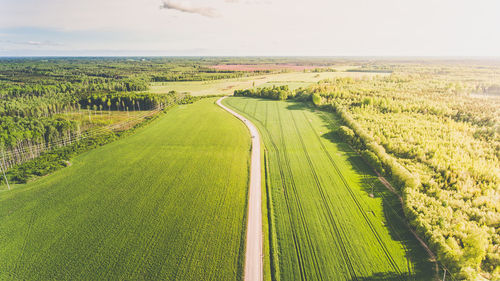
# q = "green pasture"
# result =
<box><xmin>0</xmin><ymin>98</ymin><xmax>250</xmax><ymax>280</ymax></box>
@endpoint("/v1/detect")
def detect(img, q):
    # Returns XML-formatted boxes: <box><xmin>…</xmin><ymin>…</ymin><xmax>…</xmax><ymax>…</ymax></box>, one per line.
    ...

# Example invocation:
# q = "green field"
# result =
<box><xmin>0</xmin><ymin>98</ymin><xmax>250</xmax><ymax>280</ymax></box>
<box><xmin>150</xmin><ymin>71</ymin><xmax>388</xmax><ymax>96</ymax></box>
<box><xmin>223</xmin><ymin>97</ymin><xmax>435</xmax><ymax>281</ymax></box>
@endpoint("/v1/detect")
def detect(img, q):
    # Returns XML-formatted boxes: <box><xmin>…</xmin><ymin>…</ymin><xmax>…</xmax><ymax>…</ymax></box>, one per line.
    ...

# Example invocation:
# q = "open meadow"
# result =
<box><xmin>223</xmin><ymin>97</ymin><xmax>435</xmax><ymax>281</ymax></box>
<box><xmin>0</xmin><ymin>98</ymin><xmax>250</xmax><ymax>280</ymax></box>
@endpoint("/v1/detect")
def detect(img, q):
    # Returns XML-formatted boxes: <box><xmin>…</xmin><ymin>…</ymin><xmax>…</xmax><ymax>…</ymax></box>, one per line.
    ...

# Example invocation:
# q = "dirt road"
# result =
<box><xmin>216</xmin><ymin>97</ymin><xmax>263</xmax><ymax>281</ymax></box>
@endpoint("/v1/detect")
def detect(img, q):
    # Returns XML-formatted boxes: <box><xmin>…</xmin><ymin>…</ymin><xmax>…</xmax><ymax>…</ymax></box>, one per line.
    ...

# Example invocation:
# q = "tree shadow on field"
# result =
<box><xmin>316</xmin><ymin>111</ymin><xmax>436</xmax><ymax>281</ymax></box>
<box><xmin>350</xmin><ymin>272</ymin><xmax>410</xmax><ymax>281</ymax></box>
<box><xmin>285</xmin><ymin>100</ymin><xmax>316</xmax><ymax>112</ymax></box>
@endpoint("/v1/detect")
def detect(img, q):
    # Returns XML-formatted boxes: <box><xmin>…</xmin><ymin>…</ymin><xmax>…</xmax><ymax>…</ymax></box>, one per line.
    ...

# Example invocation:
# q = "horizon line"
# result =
<box><xmin>1</xmin><ymin>55</ymin><xmax>500</xmax><ymax>59</ymax></box>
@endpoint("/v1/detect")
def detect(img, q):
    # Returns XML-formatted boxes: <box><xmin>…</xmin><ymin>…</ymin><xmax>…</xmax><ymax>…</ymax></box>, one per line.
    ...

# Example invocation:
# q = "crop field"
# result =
<box><xmin>209</xmin><ymin>64</ymin><xmax>325</xmax><ymax>71</ymax></box>
<box><xmin>223</xmin><ymin>97</ymin><xmax>434</xmax><ymax>281</ymax></box>
<box><xmin>150</xmin><ymin>71</ymin><xmax>388</xmax><ymax>96</ymax></box>
<box><xmin>0</xmin><ymin>98</ymin><xmax>250</xmax><ymax>280</ymax></box>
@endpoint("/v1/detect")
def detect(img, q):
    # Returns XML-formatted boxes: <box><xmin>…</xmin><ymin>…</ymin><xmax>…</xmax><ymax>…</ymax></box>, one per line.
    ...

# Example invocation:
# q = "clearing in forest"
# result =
<box><xmin>223</xmin><ymin>97</ymin><xmax>435</xmax><ymax>281</ymax></box>
<box><xmin>0</xmin><ymin>98</ymin><xmax>250</xmax><ymax>281</ymax></box>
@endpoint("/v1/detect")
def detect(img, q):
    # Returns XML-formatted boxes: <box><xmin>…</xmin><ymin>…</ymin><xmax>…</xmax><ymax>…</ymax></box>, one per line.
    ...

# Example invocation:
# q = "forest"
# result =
<box><xmin>0</xmin><ymin>58</ymin><xmax>253</xmax><ymax>150</ymax></box>
<box><xmin>0</xmin><ymin>58</ymin><xmax>237</xmax><ymax>184</ymax></box>
<box><xmin>235</xmin><ymin>63</ymin><xmax>500</xmax><ymax>280</ymax></box>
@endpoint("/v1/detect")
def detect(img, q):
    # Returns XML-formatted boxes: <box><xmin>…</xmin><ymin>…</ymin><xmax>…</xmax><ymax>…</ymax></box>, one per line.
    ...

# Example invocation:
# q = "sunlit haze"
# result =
<box><xmin>1</xmin><ymin>0</ymin><xmax>500</xmax><ymax>56</ymax></box>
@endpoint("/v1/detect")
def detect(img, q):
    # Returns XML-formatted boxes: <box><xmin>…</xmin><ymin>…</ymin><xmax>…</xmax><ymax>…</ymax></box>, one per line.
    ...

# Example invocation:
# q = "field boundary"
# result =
<box><xmin>316</xmin><ymin>109</ymin><xmax>442</xmax><ymax>280</ymax></box>
<box><xmin>216</xmin><ymin>97</ymin><xmax>263</xmax><ymax>281</ymax></box>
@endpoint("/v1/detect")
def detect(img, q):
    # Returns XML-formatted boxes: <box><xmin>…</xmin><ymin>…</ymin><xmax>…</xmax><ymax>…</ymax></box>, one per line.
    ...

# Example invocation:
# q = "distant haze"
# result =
<box><xmin>1</xmin><ymin>0</ymin><xmax>499</xmax><ymax>56</ymax></box>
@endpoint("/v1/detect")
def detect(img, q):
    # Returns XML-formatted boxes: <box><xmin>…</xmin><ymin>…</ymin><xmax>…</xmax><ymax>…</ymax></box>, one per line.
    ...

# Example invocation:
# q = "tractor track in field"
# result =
<box><xmin>14</xmin><ymin>212</ymin><xmax>36</xmax><ymax>273</ymax></box>
<box><xmin>370</xmin><ymin>180</ymin><xmax>413</xmax><ymax>277</ymax></box>
<box><xmin>262</xmin><ymin>106</ymin><xmax>307</xmax><ymax>281</ymax></box>
<box><xmin>358</xmin><ymin>170</ymin><xmax>413</xmax><ymax>277</ymax></box>
<box><xmin>264</xmin><ymin>102</ymin><xmax>269</xmax><ymax>127</ymax></box>
<box><xmin>302</xmin><ymin>111</ymin><xmax>405</xmax><ymax>280</ymax></box>
<box><xmin>268</xmin><ymin>135</ymin><xmax>307</xmax><ymax>281</ymax></box>
<box><xmin>252</xmin><ymin>101</ymin><xmax>258</xmax><ymax>118</ymax></box>
<box><xmin>275</xmin><ymin>103</ymin><xmax>324</xmax><ymax>281</ymax></box>
<box><xmin>242</xmin><ymin>99</ymin><xmax>314</xmax><ymax>281</ymax></box>
<box><xmin>290</xmin><ymin>111</ymin><xmax>358</xmax><ymax>281</ymax></box>
<box><xmin>236</xmin><ymin>99</ymin><xmax>307</xmax><ymax>281</ymax></box>
<box><xmin>243</xmin><ymin>99</ymin><xmax>250</xmax><ymax>113</ymax></box>
<box><xmin>232</xmin><ymin>99</ymin><xmax>398</xmax><ymax>280</ymax></box>
<box><xmin>319</xmin><ymin>110</ymin><xmax>441</xmax><ymax>280</ymax></box>
<box><xmin>225</xmin><ymin>99</ymin><xmax>424</xmax><ymax>281</ymax></box>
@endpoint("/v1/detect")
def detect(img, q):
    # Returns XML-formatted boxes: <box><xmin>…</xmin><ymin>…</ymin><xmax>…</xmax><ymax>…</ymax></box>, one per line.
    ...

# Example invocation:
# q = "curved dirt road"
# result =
<box><xmin>216</xmin><ymin>97</ymin><xmax>263</xmax><ymax>281</ymax></box>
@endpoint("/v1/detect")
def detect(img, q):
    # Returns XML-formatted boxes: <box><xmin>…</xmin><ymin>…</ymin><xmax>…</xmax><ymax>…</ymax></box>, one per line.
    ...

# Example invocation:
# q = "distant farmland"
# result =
<box><xmin>0</xmin><ymin>98</ymin><xmax>250</xmax><ymax>280</ymax></box>
<box><xmin>223</xmin><ymin>97</ymin><xmax>435</xmax><ymax>281</ymax></box>
<box><xmin>209</xmin><ymin>64</ymin><xmax>326</xmax><ymax>72</ymax></box>
<box><xmin>150</xmin><ymin>71</ymin><xmax>389</xmax><ymax>96</ymax></box>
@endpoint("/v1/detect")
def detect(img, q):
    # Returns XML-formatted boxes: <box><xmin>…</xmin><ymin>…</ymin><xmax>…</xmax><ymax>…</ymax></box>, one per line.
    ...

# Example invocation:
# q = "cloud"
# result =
<box><xmin>27</xmin><ymin>41</ymin><xmax>42</xmax><ymax>45</ymax></box>
<box><xmin>0</xmin><ymin>39</ymin><xmax>63</xmax><ymax>48</ymax></box>
<box><xmin>159</xmin><ymin>1</ymin><xmax>219</xmax><ymax>18</ymax></box>
<box><xmin>25</xmin><ymin>40</ymin><xmax>62</xmax><ymax>47</ymax></box>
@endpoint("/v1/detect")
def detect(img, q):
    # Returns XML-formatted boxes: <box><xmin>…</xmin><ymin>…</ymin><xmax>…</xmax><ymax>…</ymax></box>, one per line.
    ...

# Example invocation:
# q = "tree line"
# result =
<box><xmin>80</xmin><ymin>92</ymin><xmax>176</xmax><ymax>111</ymax></box>
<box><xmin>234</xmin><ymin>85</ymin><xmax>292</xmax><ymax>100</ymax></box>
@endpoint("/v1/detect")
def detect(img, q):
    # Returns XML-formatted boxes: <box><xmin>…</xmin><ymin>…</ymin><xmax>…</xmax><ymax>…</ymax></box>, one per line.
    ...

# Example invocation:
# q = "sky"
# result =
<box><xmin>0</xmin><ymin>0</ymin><xmax>499</xmax><ymax>56</ymax></box>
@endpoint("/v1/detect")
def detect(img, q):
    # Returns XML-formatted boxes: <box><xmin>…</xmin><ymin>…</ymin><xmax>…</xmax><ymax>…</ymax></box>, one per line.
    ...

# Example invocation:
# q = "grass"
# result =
<box><xmin>261</xmin><ymin>140</ymin><xmax>272</xmax><ymax>281</ymax></box>
<box><xmin>150</xmin><ymin>71</ymin><xmax>389</xmax><ymax>96</ymax></box>
<box><xmin>223</xmin><ymin>97</ymin><xmax>435</xmax><ymax>281</ymax></box>
<box><xmin>55</xmin><ymin>109</ymin><xmax>153</xmax><ymax>130</ymax></box>
<box><xmin>0</xmin><ymin>98</ymin><xmax>250</xmax><ymax>280</ymax></box>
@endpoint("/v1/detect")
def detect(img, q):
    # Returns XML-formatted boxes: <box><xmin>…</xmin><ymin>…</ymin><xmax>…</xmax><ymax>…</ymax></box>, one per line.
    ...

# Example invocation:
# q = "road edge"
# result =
<box><xmin>216</xmin><ymin>97</ymin><xmax>263</xmax><ymax>281</ymax></box>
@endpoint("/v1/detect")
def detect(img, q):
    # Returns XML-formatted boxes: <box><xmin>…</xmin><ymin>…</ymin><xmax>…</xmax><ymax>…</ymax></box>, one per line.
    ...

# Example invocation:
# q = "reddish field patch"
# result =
<box><xmin>210</xmin><ymin>64</ymin><xmax>325</xmax><ymax>72</ymax></box>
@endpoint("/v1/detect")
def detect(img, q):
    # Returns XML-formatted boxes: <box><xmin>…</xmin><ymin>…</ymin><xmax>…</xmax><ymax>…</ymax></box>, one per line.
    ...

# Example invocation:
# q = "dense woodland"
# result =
<box><xmin>238</xmin><ymin>64</ymin><xmax>500</xmax><ymax>280</ymax></box>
